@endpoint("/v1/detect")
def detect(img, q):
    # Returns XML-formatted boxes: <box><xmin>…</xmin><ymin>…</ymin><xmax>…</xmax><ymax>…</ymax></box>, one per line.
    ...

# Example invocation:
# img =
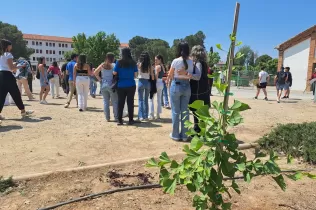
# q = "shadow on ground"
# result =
<box><xmin>0</xmin><ymin>125</ymin><xmax>23</xmax><ymax>132</ymax></box>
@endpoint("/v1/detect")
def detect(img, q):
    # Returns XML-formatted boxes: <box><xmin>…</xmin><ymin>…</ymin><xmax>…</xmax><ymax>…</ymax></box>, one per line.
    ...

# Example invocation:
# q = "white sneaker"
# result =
<box><xmin>149</xmin><ymin>114</ymin><xmax>155</xmax><ymax>120</ymax></box>
<box><xmin>40</xmin><ymin>100</ymin><xmax>48</xmax><ymax>104</ymax></box>
<box><xmin>64</xmin><ymin>103</ymin><xmax>70</xmax><ymax>108</ymax></box>
<box><xmin>21</xmin><ymin>110</ymin><xmax>34</xmax><ymax>117</ymax></box>
<box><xmin>0</xmin><ymin>115</ymin><xmax>5</xmax><ymax>120</ymax></box>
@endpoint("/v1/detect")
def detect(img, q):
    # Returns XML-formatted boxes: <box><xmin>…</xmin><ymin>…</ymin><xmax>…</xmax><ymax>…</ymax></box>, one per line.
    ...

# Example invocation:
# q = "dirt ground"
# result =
<box><xmin>1</xmin><ymin>86</ymin><xmax>316</xmax><ymax>209</ymax></box>
<box><xmin>1</xmin><ymin>158</ymin><xmax>316</xmax><ymax>210</ymax></box>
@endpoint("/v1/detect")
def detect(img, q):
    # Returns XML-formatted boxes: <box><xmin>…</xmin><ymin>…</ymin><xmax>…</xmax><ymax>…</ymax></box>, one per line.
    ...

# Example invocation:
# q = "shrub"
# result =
<box><xmin>0</xmin><ymin>176</ymin><xmax>15</xmax><ymax>193</ymax></box>
<box><xmin>258</xmin><ymin>122</ymin><xmax>316</xmax><ymax>164</ymax></box>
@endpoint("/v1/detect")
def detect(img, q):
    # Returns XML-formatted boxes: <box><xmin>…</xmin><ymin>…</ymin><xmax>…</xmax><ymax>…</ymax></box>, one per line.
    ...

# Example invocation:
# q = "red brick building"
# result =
<box><xmin>276</xmin><ymin>25</ymin><xmax>316</xmax><ymax>91</ymax></box>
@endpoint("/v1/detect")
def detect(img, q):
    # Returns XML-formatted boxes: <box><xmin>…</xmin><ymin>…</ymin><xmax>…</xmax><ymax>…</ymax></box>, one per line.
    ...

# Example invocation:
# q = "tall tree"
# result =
<box><xmin>207</xmin><ymin>51</ymin><xmax>221</xmax><ymax>68</ymax></box>
<box><xmin>71</xmin><ymin>32</ymin><xmax>120</xmax><ymax>67</ymax></box>
<box><xmin>234</xmin><ymin>45</ymin><xmax>255</xmax><ymax>66</ymax></box>
<box><xmin>0</xmin><ymin>21</ymin><xmax>34</xmax><ymax>59</ymax></box>
<box><xmin>255</xmin><ymin>54</ymin><xmax>272</xmax><ymax>66</ymax></box>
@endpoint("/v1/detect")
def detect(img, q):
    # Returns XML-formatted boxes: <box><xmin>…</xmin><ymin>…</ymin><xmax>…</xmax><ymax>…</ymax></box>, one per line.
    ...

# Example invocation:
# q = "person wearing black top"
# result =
<box><xmin>61</xmin><ymin>59</ymin><xmax>71</xmax><ymax>94</ymax></box>
<box><xmin>189</xmin><ymin>45</ymin><xmax>210</xmax><ymax>133</ymax></box>
<box><xmin>283</xmin><ymin>67</ymin><xmax>292</xmax><ymax>99</ymax></box>
<box><xmin>26</xmin><ymin>60</ymin><xmax>34</xmax><ymax>93</ymax></box>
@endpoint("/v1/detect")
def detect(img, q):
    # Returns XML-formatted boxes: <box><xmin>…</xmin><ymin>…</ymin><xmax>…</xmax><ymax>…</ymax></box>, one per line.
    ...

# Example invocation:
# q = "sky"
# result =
<box><xmin>1</xmin><ymin>0</ymin><xmax>315</xmax><ymax>60</ymax></box>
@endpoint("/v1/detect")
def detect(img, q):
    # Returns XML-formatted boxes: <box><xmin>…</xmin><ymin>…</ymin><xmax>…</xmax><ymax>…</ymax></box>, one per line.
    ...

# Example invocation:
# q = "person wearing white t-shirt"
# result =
<box><xmin>0</xmin><ymin>39</ymin><xmax>33</xmax><ymax>124</ymax></box>
<box><xmin>254</xmin><ymin>67</ymin><xmax>269</xmax><ymax>100</ymax></box>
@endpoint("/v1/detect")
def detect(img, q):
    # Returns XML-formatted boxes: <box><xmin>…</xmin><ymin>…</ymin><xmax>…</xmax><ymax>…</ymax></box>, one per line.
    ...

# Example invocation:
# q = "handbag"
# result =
<box><xmin>47</xmin><ymin>69</ymin><xmax>54</xmax><ymax>80</ymax></box>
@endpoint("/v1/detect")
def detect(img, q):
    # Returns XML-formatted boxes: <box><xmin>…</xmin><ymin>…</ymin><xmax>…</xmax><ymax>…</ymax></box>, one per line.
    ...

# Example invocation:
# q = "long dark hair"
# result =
<box><xmin>176</xmin><ymin>41</ymin><xmax>190</xmax><ymax>70</ymax></box>
<box><xmin>52</xmin><ymin>61</ymin><xmax>58</xmax><ymax>67</ymax></box>
<box><xmin>0</xmin><ymin>39</ymin><xmax>12</xmax><ymax>55</ymax></box>
<box><xmin>38</xmin><ymin>56</ymin><xmax>45</xmax><ymax>65</ymax></box>
<box><xmin>155</xmin><ymin>54</ymin><xmax>166</xmax><ymax>73</ymax></box>
<box><xmin>139</xmin><ymin>52</ymin><xmax>151</xmax><ymax>73</ymax></box>
<box><xmin>118</xmin><ymin>48</ymin><xmax>136</xmax><ymax>68</ymax></box>
<box><xmin>77</xmin><ymin>54</ymin><xmax>87</xmax><ymax>69</ymax></box>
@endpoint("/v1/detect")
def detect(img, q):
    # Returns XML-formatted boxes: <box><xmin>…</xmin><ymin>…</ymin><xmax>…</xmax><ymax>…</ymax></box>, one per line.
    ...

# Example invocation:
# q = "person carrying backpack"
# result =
<box><xmin>274</xmin><ymin>66</ymin><xmax>288</xmax><ymax>103</ymax></box>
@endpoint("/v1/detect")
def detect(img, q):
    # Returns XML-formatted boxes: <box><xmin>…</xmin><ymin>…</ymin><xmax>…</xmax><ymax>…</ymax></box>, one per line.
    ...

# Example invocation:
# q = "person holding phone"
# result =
<box><xmin>38</xmin><ymin>57</ymin><xmax>50</xmax><ymax>104</ymax></box>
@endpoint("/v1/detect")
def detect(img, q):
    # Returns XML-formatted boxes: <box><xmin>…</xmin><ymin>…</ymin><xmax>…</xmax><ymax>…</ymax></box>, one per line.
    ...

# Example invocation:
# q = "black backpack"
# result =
<box><xmin>277</xmin><ymin>71</ymin><xmax>286</xmax><ymax>85</ymax></box>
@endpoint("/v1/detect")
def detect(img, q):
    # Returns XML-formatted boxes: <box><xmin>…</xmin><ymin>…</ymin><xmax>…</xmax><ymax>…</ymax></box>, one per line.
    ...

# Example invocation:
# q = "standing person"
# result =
<box><xmin>48</xmin><ymin>61</ymin><xmax>61</xmax><ymax>98</ymax></box>
<box><xmin>274</xmin><ymin>66</ymin><xmax>288</xmax><ymax>103</ymax></box>
<box><xmin>167</xmin><ymin>41</ymin><xmax>194</xmax><ymax>141</ymax></box>
<box><xmin>149</xmin><ymin>55</ymin><xmax>165</xmax><ymax>120</ymax></box>
<box><xmin>64</xmin><ymin>54</ymin><xmax>78</xmax><ymax>108</ymax></box>
<box><xmin>189</xmin><ymin>45</ymin><xmax>209</xmax><ymax>133</ymax></box>
<box><xmin>283</xmin><ymin>67</ymin><xmax>292</xmax><ymax>99</ymax></box>
<box><xmin>161</xmin><ymin>64</ymin><xmax>170</xmax><ymax>109</ymax></box>
<box><xmin>38</xmin><ymin>57</ymin><xmax>50</xmax><ymax>104</ymax></box>
<box><xmin>0</xmin><ymin>39</ymin><xmax>33</xmax><ymax>123</ymax></box>
<box><xmin>310</xmin><ymin>68</ymin><xmax>316</xmax><ymax>96</ymax></box>
<box><xmin>26</xmin><ymin>60</ymin><xmax>34</xmax><ymax>93</ymax></box>
<box><xmin>89</xmin><ymin>67</ymin><xmax>98</xmax><ymax>98</ymax></box>
<box><xmin>208</xmin><ymin>67</ymin><xmax>214</xmax><ymax>96</ymax></box>
<box><xmin>95</xmin><ymin>53</ymin><xmax>118</xmax><ymax>121</ymax></box>
<box><xmin>61</xmin><ymin>59</ymin><xmax>71</xmax><ymax>95</ymax></box>
<box><xmin>16</xmin><ymin>58</ymin><xmax>34</xmax><ymax>100</ymax></box>
<box><xmin>137</xmin><ymin>52</ymin><xmax>154</xmax><ymax>121</ymax></box>
<box><xmin>254</xmin><ymin>67</ymin><xmax>269</xmax><ymax>100</ymax></box>
<box><xmin>113</xmin><ymin>48</ymin><xmax>139</xmax><ymax>125</ymax></box>
<box><xmin>73</xmin><ymin>54</ymin><xmax>91</xmax><ymax>112</ymax></box>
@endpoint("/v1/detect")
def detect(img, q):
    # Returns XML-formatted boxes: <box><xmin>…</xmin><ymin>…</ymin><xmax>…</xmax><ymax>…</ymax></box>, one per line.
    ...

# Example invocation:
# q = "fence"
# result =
<box><xmin>230</xmin><ymin>71</ymin><xmax>275</xmax><ymax>88</ymax></box>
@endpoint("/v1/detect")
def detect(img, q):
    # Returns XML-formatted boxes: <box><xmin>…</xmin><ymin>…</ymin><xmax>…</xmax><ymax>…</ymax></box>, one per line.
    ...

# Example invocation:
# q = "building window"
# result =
<box><xmin>46</xmin><ymin>57</ymin><xmax>49</xmax><ymax>62</ymax></box>
<box><xmin>53</xmin><ymin>50</ymin><xmax>55</xmax><ymax>54</ymax></box>
<box><xmin>36</xmin><ymin>41</ymin><xmax>38</xmax><ymax>46</ymax></box>
<box><xmin>50</xmin><ymin>50</ymin><xmax>53</xmax><ymax>54</ymax></box>
<box><xmin>36</xmin><ymin>49</ymin><xmax>39</xmax><ymax>53</ymax></box>
<box><xmin>33</xmin><ymin>57</ymin><xmax>35</xmax><ymax>61</ymax></box>
<box><xmin>46</xmin><ymin>42</ymin><xmax>48</xmax><ymax>46</ymax></box>
<box><xmin>50</xmin><ymin>58</ymin><xmax>52</xmax><ymax>62</ymax></box>
<box><xmin>53</xmin><ymin>58</ymin><xmax>56</xmax><ymax>61</ymax></box>
<box><xmin>46</xmin><ymin>50</ymin><xmax>48</xmax><ymax>54</ymax></box>
<box><xmin>65</xmin><ymin>44</ymin><xmax>68</xmax><ymax>48</ymax></box>
<box><xmin>53</xmin><ymin>43</ymin><xmax>55</xmax><ymax>47</ymax></box>
<box><xmin>32</xmin><ymin>41</ymin><xmax>35</xmax><ymax>45</ymax></box>
<box><xmin>49</xmin><ymin>43</ymin><xmax>52</xmax><ymax>47</ymax></box>
<box><xmin>40</xmin><ymin>50</ymin><xmax>42</xmax><ymax>53</ymax></box>
<box><xmin>59</xmin><ymin>51</ymin><xmax>61</xmax><ymax>55</ymax></box>
<box><xmin>59</xmin><ymin>43</ymin><xmax>61</xmax><ymax>47</ymax></box>
<box><xmin>62</xmin><ymin>44</ymin><xmax>64</xmax><ymax>47</ymax></box>
<box><xmin>39</xmin><ymin>42</ymin><xmax>42</xmax><ymax>46</ymax></box>
<box><xmin>62</xmin><ymin>51</ymin><xmax>64</xmax><ymax>55</ymax></box>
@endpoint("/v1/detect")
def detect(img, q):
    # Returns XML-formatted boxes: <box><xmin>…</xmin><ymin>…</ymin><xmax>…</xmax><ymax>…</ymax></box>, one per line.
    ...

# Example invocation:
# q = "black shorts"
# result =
<box><xmin>257</xmin><ymin>82</ymin><xmax>267</xmax><ymax>89</ymax></box>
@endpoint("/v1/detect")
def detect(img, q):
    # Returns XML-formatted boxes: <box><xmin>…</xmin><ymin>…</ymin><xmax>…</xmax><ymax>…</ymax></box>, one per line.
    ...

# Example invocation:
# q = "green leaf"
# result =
<box><xmin>196</xmin><ymin>105</ymin><xmax>211</xmax><ymax>117</ymax></box>
<box><xmin>216</xmin><ymin>44</ymin><xmax>223</xmax><ymax>51</ymax></box>
<box><xmin>193</xmin><ymin>195</ymin><xmax>208</xmax><ymax>209</ymax></box>
<box><xmin>190</xmin><ymin>136</ymin><xmax>204</xmax><ymax>151</ymax></box>
<box><xmin>286</xmin><ymin>172</ymin><xmax>303</xmax><ymax>181</ymax></box>
<box><xmin>222</xmin><ymin>202</ymin><xmax>232</xmax><ymax>210</ymax></box>
<box><xmin>158</xmin><ymin>152</ymin><xmax>171</xmax><ymax>166</ymax></box>
<box><xmin>272</xmin><ymin>175</ymin><xmax>286</xmax><ymax>191</ymax></box>
<box><xmin>287</xmin><ymin>154</ymin><xmax>294</xmax><ymax>164</ymax></box>
<box><xmin>184</xmin><ymin>120</ymin><xmax>193</xmax><ymax>128</ymax></box>
<box><xmin>302</xmin><ymin>172</ymin><xmax>316</xmax><ymax>179</ymax></box>
<box><xmin>186</xmin><ymin>183</ymin><xmax>196</xmax><ymax>192</ymax></box>
<box><xmin>243</xmin><ymin>171</ymin><xmax>252</xmax><ymax>183</ymax></box>
<box><xmin>235</xmin><ymin>41</ymin><xmax>242</xmax><ymax>46</ymax></box>
<box><xmin>231</xmin><ymin>180</ymin><xmax>240</xmax><ymax>194</ymax></box>
<box><xmin>208</xmin><ymin>72</ymin><xmax>220</xmax><ymax>79</ymax></box>
<box><xmin>214</xmin><ymin>82</ymin><xmax>228</xmax><ymax>94</ymax></box>
<box><xmin>170</xmin><ymin>160</ymin><xmax>179</xmax><ymax>169</ymax></box>
<box><xmin>227</xmin><ymin>111</ymin><xmax>243</xmax><ymax>126</ymax></box>
<box><xmin>145</xmin><ymin>158</ymin><xmax>159</xmax><ymax>167</ymax></box>
<box><xmin>236</xmin><ymin>163</ymin><xmax>246</xmax><ymax>172</ymax></box>
<box><xmin>229</xmin><ymin>34</ymin><xmax>236</xmax><ymax>41</ymax></box>
<box><xmin>235</xmin><ymin>52</ymin><xmax>244</xmax><ymax>60</ymax></box>
<box><xmin>230</xmin><ymin>100</ymin><xmax>251</xmax><ymax>112</ymax></box>
<box><xmin>162</xmin><ymin>178</ymin><xmax>177</xmax><ymax>195</ymax></box>
<box><xmin>189</xmin><ymin>100</ymin><xmax>204</xmax><ymax>110</ymax></box>
<box><xmin>212</xmin><ymin>101</ymin><xmax>220</xmax><ymax>111</ymax></box>
<box><xmin>264</xmin><ymin>160</ymin><xmax>281</xmax><ymax>174</ymax></box>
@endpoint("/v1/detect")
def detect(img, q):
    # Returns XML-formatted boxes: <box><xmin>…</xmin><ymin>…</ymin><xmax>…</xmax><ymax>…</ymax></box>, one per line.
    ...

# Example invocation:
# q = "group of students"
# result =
<box><xmin>254</xmin><ymin>66</ymin><xmax>293</xmax><ymax>103</ymax></box>
<box><xmin>1</xmin><ymin>38</ymin><xmax>211</xmax><ymax>142</ymax></box>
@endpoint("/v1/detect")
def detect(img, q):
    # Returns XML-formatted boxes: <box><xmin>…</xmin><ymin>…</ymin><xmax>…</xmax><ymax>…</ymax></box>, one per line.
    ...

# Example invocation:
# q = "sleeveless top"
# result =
<box><xmin>77</xmin><ymin>69</ymin><xmax>88</xmax><ymax>74</ymax></box>
<box><xmin>157</xmin><ymin>65</ymin><xmax>164</xmax><ymax>79</ymax></box>
<box><xmin>101</xmin><ymin>64</ymin><xmax>114</xmax><ymax>87</ymax></box>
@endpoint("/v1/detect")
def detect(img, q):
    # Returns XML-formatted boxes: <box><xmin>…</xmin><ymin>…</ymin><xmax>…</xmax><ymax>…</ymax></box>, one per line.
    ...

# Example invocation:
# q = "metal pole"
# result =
<box><xmin>223</xmin><ymin>2</ymin><xmax>240</xmax><ymax>129</ymax></box>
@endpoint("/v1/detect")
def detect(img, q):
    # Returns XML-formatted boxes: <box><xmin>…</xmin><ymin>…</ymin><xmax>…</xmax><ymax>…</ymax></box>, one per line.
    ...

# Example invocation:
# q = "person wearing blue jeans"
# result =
<box><xmin>161</xmin><ymin>80</ymin><xmax>170</xmax><ymax>108</ymax></box>
<box><xmin>89</xmin><ymin>74</ymin><xmax>97</xmax><ymax>98</ymax></box>
<box><xmin>94</xmin><ymin>53</ymin><xmax>118</xmax><ymax>121</ymax></box>
<box><xmin>137</xmin><ymin>52</ymin><xmax>154</xmax><ymax>121</ymax></box>
<box><xmin>167</xmin><ymin>41</ymin><xmax>195</xmax><ymax>141</ymax></box>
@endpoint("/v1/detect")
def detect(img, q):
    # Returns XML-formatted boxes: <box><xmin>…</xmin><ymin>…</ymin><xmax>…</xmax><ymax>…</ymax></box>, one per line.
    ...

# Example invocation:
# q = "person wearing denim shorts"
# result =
<box><xmin>274</xmin><ymin>67</ymin><xmax>288</xmax><ymax>103</ymax></box>
<box><xmin>167</xmin><ymin>42</ymin><xmax>195</xmax><ymax>141</ymax></box>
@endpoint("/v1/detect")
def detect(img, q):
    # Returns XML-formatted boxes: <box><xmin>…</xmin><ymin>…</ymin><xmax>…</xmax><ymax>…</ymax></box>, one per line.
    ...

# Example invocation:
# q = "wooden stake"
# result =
<box><xmin>223</xmin><ymin>2</ymin><xmax>240</xmax><ymax>129</ymax></box>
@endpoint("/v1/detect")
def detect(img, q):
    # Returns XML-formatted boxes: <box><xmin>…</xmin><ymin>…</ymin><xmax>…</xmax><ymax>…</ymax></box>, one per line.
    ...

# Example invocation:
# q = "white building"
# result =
<box><xmin>23</xmin><ymin>34</ymin><xmax>74</xmax><ymax>68</ymax></box>
<box><xmin>24</xmin><ymin>33</ymin><xmax>129</xmax><ymax>69</ymax></box>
